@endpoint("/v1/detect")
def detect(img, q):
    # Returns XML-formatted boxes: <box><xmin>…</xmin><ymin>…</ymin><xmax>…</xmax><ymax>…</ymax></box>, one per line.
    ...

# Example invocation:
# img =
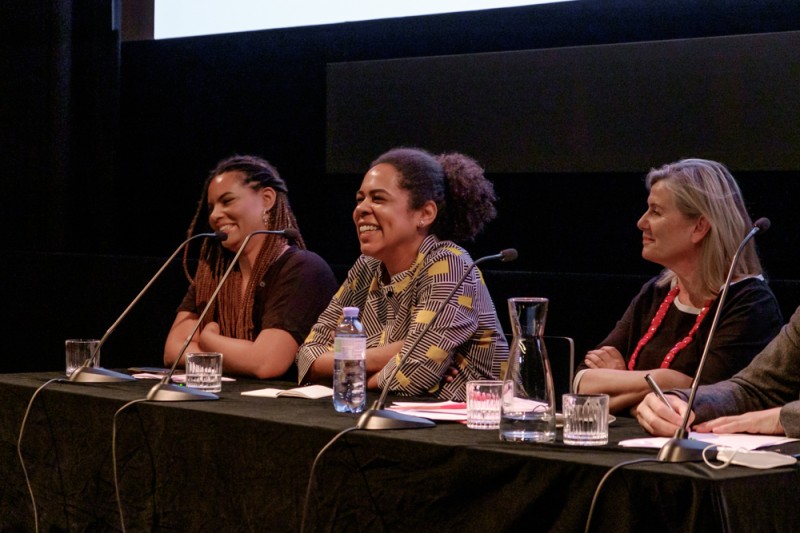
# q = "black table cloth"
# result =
<box><xmin>1</xmin><ymin>372</ymin><xmax>799</xmax><ymax>532</ymax></box>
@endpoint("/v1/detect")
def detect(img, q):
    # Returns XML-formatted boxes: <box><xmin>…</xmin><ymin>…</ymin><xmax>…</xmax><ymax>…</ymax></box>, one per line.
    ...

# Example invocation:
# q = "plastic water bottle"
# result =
<box><xmin>333</xmin><ymin>307</ymin><xmax>366</xmax><ymax>413</ymax></box>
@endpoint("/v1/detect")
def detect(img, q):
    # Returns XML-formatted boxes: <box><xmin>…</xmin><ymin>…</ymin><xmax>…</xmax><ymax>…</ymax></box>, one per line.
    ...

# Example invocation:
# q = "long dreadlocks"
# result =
<box><xmin>182</xmin><ymin>155</ymin><xmax>307</xmax><ymax>340</ymax></box>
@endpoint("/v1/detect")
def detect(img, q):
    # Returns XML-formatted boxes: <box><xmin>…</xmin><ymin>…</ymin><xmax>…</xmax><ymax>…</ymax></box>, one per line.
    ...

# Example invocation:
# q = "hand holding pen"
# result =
<box><xmin>645</xmin><ymin>373</ymin><xmax>678</xmax><ymax>414</ymax></box>
<box><xmin>637</xmin><ymin>374</ymin><xmax>694</xmax><ymax>437</ymax></box>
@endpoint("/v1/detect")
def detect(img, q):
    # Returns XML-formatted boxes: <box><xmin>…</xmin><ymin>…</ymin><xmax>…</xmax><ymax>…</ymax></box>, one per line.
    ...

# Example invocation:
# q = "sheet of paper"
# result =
<box><xmin>385</xmin><ymin>403</ymin><xmax>613</xmax><ymax>424</ymax></box>
<box><xmin>132</xmin><ymin>373</ymin><xmax>235</xmax><ymax>382</ymax></box>
<box><xmin>241</xmin><ymin>385</ymin><xmax>333</xmax><ymax>399</ymax></box>
<box><xmin>387</xmin><ymin>409</ymin><xmax>467</xmax><ymax>421</ymax></box>
<box><xmin>390</xmin><ymin>401</ymin><xmax>466</xmax><ymax>410</ymax></box>
<box><xmin>241</xmin><ymin>388</ymin><xmax>285</xmax><ymax>398</ymax></box>
<box><xmin>619</xmin><ymin>432</ymin><xmax>798</xmax><ymax>450</ymax></box>
<box><xmin>388</xmin><ymin>401</ymin><xmax>467</xmax><ymax>421</ymax></box>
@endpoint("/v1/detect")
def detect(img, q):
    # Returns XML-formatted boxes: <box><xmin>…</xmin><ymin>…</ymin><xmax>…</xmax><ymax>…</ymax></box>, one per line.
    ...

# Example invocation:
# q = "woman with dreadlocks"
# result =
<box><xmin>164</xmin><ymin>155</ymin><xmax>338</xmax><ymax>380</ymax></box>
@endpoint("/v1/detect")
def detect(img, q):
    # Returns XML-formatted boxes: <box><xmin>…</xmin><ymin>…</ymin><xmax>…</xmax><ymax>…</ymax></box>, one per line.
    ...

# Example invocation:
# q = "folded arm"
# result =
<box><xmin>164</xmin><ymin>310</ymin><xmax>202</xmax><ymax>367</ymax></box>
<box><xmin>305</xmin><ymin>340</ymin><xmax>404</xmax><ymax>387</ymax></box>
<box><xmin>577</xmin><ymin>367</ymin><xmax>693</xmax><ymax>414</ymax></box>
<box><xmin>164</xmin><ymin>312</ymin><xmax>298</xmax><ymax>379</ymax></box>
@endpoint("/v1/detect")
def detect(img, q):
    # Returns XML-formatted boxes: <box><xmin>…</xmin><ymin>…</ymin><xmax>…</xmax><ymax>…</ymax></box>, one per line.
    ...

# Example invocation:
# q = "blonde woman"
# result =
<box><xmin>575</xmin><ymin>159</ymin><xmax>782</xmax><ymax>414</ymax></box>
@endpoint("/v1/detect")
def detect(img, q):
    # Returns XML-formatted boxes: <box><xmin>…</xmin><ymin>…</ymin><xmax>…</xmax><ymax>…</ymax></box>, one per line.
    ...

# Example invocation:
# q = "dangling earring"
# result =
<box><xmin>262</xmin><ymin>208</ymin><xmax>269</xmax><ymax>228</ymax></box>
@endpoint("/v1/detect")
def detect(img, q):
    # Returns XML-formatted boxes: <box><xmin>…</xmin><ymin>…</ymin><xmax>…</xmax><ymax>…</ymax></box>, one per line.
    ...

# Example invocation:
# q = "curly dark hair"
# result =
<box><xmin>371</xmin><ymin>147</ymin><xmax>497</xmax><ymax>242</ymax></box>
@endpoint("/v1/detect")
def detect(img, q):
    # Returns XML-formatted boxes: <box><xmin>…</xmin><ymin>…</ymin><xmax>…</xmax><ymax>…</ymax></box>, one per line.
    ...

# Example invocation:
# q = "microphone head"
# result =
<box><xmin>500</xmin><ymin>248</ymin><xmax>518</xmax><ymax>262</ymax></box>
<box><xmin>282</xmin><ymin>228</ymin><xmax>300</xmax><ymax>241</ymax></box>
<box><xmin>213</xmin><ymin>231</ymin><xmax>228</xmax><ymax>241</ymax></box>
<box><xmin>754</xmin><ymin>217</ymin><xmax>771</xmax><ymax>233</ymax></box>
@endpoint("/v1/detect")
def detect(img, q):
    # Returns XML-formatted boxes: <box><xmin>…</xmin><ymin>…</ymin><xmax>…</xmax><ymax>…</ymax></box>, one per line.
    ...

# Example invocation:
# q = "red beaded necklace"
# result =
<box><xmin>627</xmin><ymin>285</ymin><xmax>713</xmax><ymax>371</ymax></box>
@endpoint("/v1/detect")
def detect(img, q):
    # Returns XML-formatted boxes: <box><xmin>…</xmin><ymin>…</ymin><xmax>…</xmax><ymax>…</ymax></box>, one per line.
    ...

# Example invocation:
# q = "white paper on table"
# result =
<box><xmin>241</xmin><ymin>384</ymin><xmax>333</xmax><ymax>399</ymax></box>
<box><xmin>132</xmin><ymin>372</ymin><xmax>235</xmax><ymax>382</ymax></box>
<box><xmin>388</xmin><ymin>401</ymin><xmax>468</xmax><ymax>421</ymax></box>
<box><xmin>619</xmin><ymin>432</ymin><xmax>798</xmax><ymax>450</ymax></box>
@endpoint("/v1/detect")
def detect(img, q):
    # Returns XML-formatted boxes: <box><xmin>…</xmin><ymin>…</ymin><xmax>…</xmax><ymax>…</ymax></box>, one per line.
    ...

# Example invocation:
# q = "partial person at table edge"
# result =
<box><xmin>295</xmin><ymin>147</ymin><xmax>509</xmax><ymax>401</ymax></box>
<box><xmin>164</xmin><ymin>155</ymin><xmax>338</xmax><ymax>381</ymax></box>
<box><xmin>573</xmin><ymin>158</ymin><xmax>782</xmax><ymax>415</ymax></box>
<box><xmin>636</xmin><ymin>305</ymin><xmax>800</xmax><ymax>438</ymax></box>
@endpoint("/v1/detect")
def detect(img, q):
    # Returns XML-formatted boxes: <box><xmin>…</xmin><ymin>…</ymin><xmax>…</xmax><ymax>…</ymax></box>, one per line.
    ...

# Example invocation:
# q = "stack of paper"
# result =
<box><xmin>387</xmin><ymin>401</ymin><xmax>468</xmax><ymax>421</ymax></box>
<box><xmin>619</xmin><ymin>432</ymin><xmax>797</xmax><ymax>450</ymax></box>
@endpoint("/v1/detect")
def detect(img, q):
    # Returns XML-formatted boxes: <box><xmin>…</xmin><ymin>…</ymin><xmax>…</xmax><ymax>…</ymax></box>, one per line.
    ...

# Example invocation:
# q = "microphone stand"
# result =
<box><xmin>146</xmin><ymin>229</ymin><xmax>295</xmax><ymax>401</ymax></box>
<box><xmin>69</xmin><ymin>231</ymin><xmax>227</xmax><ymax>383</ymax></box>
<box><xmin>356</xmin><ymin>249</ymin><xmax>518</xmax><ymax>430</ymax></box>
<box><xmin>657</xmin><ymin>219</ymin><xmax>770</xmax><ymax>462</ymax></box>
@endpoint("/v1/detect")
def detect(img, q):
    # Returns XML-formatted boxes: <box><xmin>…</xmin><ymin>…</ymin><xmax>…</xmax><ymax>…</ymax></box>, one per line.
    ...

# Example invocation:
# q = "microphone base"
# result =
<box><xmin>68</xmin><ymin>366</ymin><xmax>136</xmax><ymax>383</ymax></box>
<box><xmin>356</xmin><ymin>408</ymin><xmax>436</xmax><ymax>430</ymax></box>
<box><xmin>146</xmin><ymin>382</ymin><xmax>219</xmax><ymax>402</ymax></box>
<box><xmin>657</xmin><ymin>437</ymin><xmax>713</xmax><ymax>463</ymax></box>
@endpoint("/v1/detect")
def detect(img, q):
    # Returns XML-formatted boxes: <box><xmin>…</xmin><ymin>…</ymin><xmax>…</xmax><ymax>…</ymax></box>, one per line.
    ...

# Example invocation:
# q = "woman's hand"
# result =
<box><xmin>636</xmin><ymin>392</ymin><xmax>694</xmax><ymax>437</ymax></box>
<box><xmin>583</xmin><ymin>346</ymin><xmax>626</xmax><ymax>370</ymax></box>
<box><xmin>198</xmin><ymin>321</ymin><xmax>221</xmax><ymax>350</ymax></box>
<box><xmin>443</xmin><ymin>365</ymin><xmax>459</xmax><ymax>383</ymax></box>
<box><xmin>694</xmin><ymin>407</ymin><xmax>785</xmax><ymax>435</ymax></box>
<box><xmin>312</xmin><ymin>341</ymin><xmax>403</xmax><ymax>387</ymax></box>
<box><xmin>164</xmin><ymin>311</ymin><xmax>202</xmax><ymax>366</ymax></box>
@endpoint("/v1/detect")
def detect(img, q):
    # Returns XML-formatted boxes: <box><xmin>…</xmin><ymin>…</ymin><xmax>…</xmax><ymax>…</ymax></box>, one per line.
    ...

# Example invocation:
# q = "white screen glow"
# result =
<box><xmin>155</xmin><ymin>0</ymin><xmax>575</xmax><ymax>40</ymax></box>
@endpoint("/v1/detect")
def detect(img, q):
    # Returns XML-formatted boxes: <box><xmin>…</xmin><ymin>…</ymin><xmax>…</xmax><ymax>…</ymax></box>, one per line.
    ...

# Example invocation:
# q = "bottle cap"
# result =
<box><xmin>343</xmin><ymin>307</ymin><xmax>360</xmax><ymax>318</ymax></box>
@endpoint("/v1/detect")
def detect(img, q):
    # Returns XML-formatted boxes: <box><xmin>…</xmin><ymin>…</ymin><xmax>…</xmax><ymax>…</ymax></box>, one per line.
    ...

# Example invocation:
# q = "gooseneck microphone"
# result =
<box><xmin>146</xmin><ymin>228</ymin><xmax>298</xmax><ymax>401</ymax></box>
<box><xmin>69</xmin><ymin>231</ymin><xmax>228</xmax><ymax>383</ymax></box>
<box><xmin>356</xmin><ymin>248</ymin><xmax>518</xmax><ymax>430</ymax></box>
<box><xmin>657</xmin><ymin>217</ymin><xmax>771</xmax><ymax>462</ymax></box>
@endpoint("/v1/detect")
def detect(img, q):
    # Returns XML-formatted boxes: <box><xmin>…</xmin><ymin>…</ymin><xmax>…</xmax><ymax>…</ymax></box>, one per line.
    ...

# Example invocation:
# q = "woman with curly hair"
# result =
<box><xmin>296</xmin><ymin>147</ymin><xmax>508</xmax><ymax>401</ymax></box>
<box><xmin>164</xmin><ymin>155</ymin><xmax>338</xmax><ymax>380</ymax></box>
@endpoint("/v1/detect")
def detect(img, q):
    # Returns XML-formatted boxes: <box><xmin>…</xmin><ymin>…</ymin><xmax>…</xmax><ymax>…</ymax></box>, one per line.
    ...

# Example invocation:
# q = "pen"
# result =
<box><xmin>645</xmin><ymin>373</ymin><xmax>678</xmax><ymax>414</ymax></box>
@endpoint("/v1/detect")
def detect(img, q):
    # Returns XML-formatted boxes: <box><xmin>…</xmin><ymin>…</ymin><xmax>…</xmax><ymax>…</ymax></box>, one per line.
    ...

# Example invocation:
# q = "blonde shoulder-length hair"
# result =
<box><xmin>648</xmin><ymin>158</ymin><xmax>762</xmax><ymax>296</ymax></box>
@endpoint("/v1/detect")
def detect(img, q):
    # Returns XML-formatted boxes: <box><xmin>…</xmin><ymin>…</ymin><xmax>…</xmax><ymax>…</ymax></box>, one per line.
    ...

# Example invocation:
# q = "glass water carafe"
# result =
<box><xmin>500</xmin><ymin>297</ymin><xmax>556</xmax><ymax>442</ymax></box>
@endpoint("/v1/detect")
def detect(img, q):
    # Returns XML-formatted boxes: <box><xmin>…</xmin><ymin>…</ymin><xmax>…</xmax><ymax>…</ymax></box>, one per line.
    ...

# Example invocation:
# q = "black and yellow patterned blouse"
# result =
<box><xmin>296</xmin><ymin>235</ymin><xmax>508</xmax><ymax>401</ymax></box>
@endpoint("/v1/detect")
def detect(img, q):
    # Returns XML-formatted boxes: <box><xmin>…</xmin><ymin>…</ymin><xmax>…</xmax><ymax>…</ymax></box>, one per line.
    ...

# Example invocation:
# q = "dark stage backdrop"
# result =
<box><xmin>327</xmin><ymin>31</ymin><xmax>800</xmax><ymax>173</ymax></box>
<box><xmin>115</xmin><ymin>0</ymin><xmax>800</xmax><ymax>265</ymax></box>
<box><xmin>3</xmin><ymin>0</ymin><xmax>800</xmax><ymax>373</ymax></box>
<box><xmin>2</xmin><ymin>0</ymin><xmax>120</xmax><ymax>254</ymax></box>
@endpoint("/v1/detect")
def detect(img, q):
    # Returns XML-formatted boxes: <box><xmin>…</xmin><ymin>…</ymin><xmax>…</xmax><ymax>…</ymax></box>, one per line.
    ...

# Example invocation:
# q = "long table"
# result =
<box><xmin>1</xmin><ymin>372</ymin><xmax>799</xmax><ymax>532</ymax></box>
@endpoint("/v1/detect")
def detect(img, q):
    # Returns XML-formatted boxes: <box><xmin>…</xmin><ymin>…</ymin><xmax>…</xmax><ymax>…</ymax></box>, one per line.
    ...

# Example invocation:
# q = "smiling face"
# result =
<box><xmin>207</xmin><ymin>171</ymin><xmax>271</xmax><ymax>252</ymax></box>
<box><xmin>637</xmin><ymin>180</ymin><xmax>705</xmax><ymax>272</ymax></box>
<box><xmin>353</xmin><ymin>163</ymin><xmax>432</xmax><ymax>277</ymax></box>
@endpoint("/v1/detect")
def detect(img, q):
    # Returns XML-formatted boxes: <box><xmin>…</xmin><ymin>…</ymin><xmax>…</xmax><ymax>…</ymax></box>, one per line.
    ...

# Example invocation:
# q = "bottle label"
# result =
<box><xmin>334</xmin><ymin>336</ymin><xmax>366</xmax><ymax>361</ymax></box>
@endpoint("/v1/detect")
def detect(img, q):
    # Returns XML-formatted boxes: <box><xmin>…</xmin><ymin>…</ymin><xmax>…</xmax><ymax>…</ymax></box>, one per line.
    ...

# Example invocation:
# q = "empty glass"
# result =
<box><xmin>185</xmin><ymin>352</ymin><xmax>224</xmax><ymax>392</ymax></box>
<box><xmin>466</xmin><ymin>380</ymin><xmax>503</xmax><ymax>429</ymax></box>
<box><xmin>562</xmin><ymin>393</ymin><xmax>609</xmax><ymax>445</ymax></box>
<box><xmin>65</xmin><ymin>339</ymin><xmax>100</xmax><ymax>377</ymax></box>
